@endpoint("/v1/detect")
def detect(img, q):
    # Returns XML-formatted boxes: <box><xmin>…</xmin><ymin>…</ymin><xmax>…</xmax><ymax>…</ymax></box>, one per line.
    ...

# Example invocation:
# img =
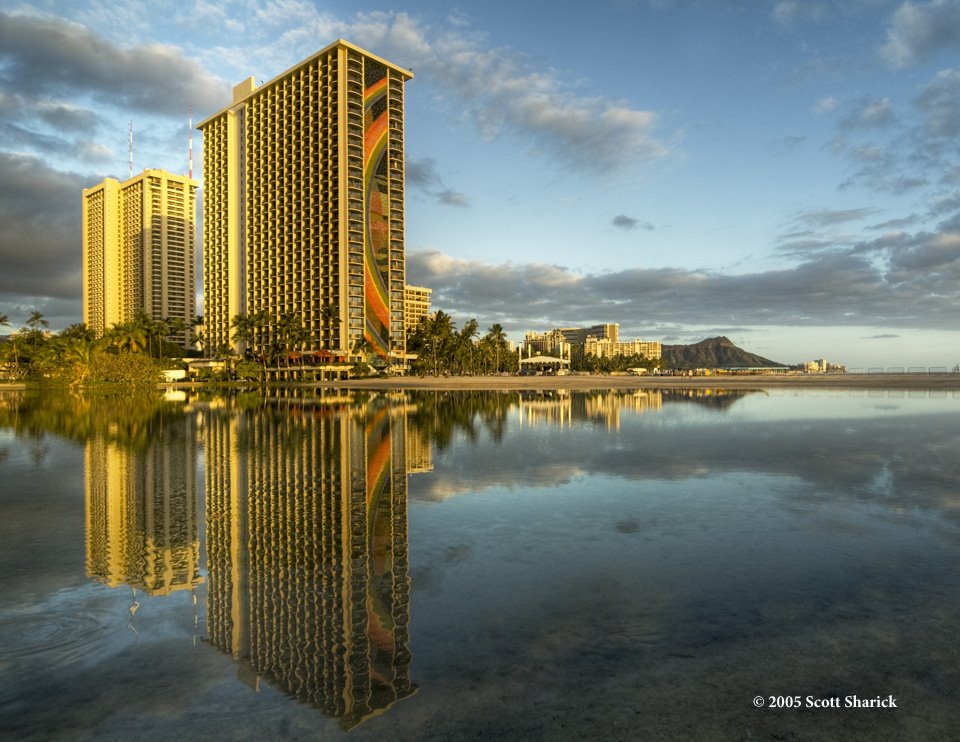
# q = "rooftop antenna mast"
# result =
<box><xmin>188</xmin><ymin>105</ymin><xmax>193</xmax><ymax>179</ymax></box>
<box><xmin>128</xmin><ymin>121</ymin><xmax>133</xmax><ymax>179</ymax></box>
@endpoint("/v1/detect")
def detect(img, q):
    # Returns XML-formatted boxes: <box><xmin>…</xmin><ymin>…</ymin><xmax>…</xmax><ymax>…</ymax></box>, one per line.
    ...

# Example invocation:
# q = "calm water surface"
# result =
<box><xmin>0</xmin><ymin>388</ymin><xmax>958</xmax><ymax>741</ymax></box>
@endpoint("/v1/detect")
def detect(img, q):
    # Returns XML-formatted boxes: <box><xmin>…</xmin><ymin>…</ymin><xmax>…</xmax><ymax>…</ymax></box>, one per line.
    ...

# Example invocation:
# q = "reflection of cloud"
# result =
<box><xmin>411</xmin><ymin>397</ymin><xmax>960</xmax><ymax>530</ymax></box>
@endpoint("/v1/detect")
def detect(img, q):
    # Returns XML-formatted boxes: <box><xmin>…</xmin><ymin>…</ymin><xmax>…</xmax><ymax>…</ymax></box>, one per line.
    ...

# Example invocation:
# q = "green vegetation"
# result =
<box><xmin>0</xmin><ymin>388</ymin><xmax>186</xmax><ymax>450</ymax></box>
<box><xmin>0</xmin><ymin>310</ymin><xmax>191</xmax><ymax>387</ymax></box>
<box><xmin>406</xmin><ymin>313</ymin><xmax>519</xmax><ymax>376</ymax></box>
<box><xmin>572</xmin><ymin>352</ymin><xmax>663</xmax><ymax>374</ymax></box>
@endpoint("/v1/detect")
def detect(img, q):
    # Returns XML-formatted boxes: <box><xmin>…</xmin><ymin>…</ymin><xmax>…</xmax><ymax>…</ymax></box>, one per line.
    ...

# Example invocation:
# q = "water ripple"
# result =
<box><xmin>0</xmin><ymin>607</ymin><xmax>117</xmax><ymax>668</ymax></box>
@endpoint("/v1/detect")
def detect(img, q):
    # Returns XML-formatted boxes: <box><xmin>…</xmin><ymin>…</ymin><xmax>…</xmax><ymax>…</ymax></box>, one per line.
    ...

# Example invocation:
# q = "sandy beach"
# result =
<box><xmin>315</xmin><ymin>372</ymin><xmax>960</xmax><ymax>391</ymax></box>
<box><xmin>3</xmin><ymin>373</ymin><xmax>959</xmax><ymax>395</ymax></box>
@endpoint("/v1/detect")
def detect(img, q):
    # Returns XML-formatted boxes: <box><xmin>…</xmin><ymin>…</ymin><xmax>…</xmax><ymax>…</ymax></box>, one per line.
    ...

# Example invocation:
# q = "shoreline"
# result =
<box><xmin>315</xmin><ymin>373</ymin><xmax>960</xmax><ymax>391</ymax></box>
<box><xmin>2</xmin><ymin>373</ymin><xmax>959</xmax><ymax>394</ymax></box>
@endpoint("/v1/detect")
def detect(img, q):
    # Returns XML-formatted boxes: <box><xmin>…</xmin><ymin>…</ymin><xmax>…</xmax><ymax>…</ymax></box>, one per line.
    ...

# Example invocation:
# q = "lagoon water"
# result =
<box><xmin>0</xmin><ymin>388</ymin><xmax>958</xmax><ymax>740</ymax></box>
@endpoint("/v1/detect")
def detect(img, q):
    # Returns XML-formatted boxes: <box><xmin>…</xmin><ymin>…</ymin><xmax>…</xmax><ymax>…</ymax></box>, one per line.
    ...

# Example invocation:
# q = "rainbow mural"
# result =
<box><xmin>363</xmin><ymin>64</ymin><xmax>392</xmax><ymax>356</ymax></box>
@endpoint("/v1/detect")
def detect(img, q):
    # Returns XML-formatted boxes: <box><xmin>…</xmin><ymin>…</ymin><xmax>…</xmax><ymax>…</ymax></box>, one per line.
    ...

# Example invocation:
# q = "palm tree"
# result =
<box><xmin>427</xmin><ymin>310</ymin><xmax>454</xmax><ymax>376</ymax></box>
<box><xmin>277</xmin><ymin>313</ymin><xmax>308</xmax><ymax>373</ymax></box>
<box><xmin>486</xmin><ymin>323</ymin><xmax>507</xmax><ymax>373</ymax></box>
<box><xmin>106</xmin><ymin>321</ymin><xmax>148</xmax><ymax>353</ymax></box>
<box><xmin>59</xmin><ymin>323</ymin><xmax>96</xmax><ymax>342</ymax></box>
<box><xmin>25</xmin><ymin>310</ymin><xmax>48</xmax><ymax>352</ymax></box>
<box><xmin>0</xmin><ymin>313</ymin><xmax>21</xmax><ymax>369</ymax></box>
<box><xmin>27</xmin><ymin>310</ymin><xmax>48</xmax><ymax>332</ymax></box>
<box><xmin>165</xmin><ymin>317</ymin><xmax>188</xmax><ymax>353</ymax></box>
<box><xmin>320</xmin><ymin>302</ymin><xmax>341</xmax><ymax>353</ymax></box>
<box><xmin>231</xmin><ymin>313</ymin><xmax>256</xmax><ymax>356</ymax></box>
<box><xmin>277</xmin><ymin>313</ymin><xmax>294</xmax><ymax>359</ymax></box>
<box><xmin>232</xmin><ymin>311</ymin><xmax>272</xmax><ymax>380</ymax></box>
<box><xmin>456</xmin><ymin>318</ymin><xmax>479</xmax><ymax>375</ymax></box>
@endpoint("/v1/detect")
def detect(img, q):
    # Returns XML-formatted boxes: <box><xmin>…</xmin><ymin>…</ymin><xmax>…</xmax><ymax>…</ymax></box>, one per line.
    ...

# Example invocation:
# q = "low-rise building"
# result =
<box><xmin>584</xmin><ymin>337</ymin><xmax>662</xmax><ymax>360</ymax></box>
<box><xmin>404</xmin><ymin>285</ymin><xmax>432</xmax><ymax>335</ymax></box>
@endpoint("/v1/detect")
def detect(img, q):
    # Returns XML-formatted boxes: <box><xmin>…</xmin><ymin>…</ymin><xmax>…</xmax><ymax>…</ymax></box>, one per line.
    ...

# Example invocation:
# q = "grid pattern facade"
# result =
<box><xmin>82</xmin><ymin>186</ymin><xmax>110</xmax><ymax>336</ymax></box>
<box><xmin>403</xmin><ymin>284</ymin><xmax>431</xmax><ymax>335</ymax></box>
<box><xmin>199</xmin><ymin>40</ymin><xmax>411</xmax><ymax>361</ymax></box>
<box><xmin>585</xmin><ymin>337</ymin><xmax>662</xmax><ymax>360</ymax></box>
<box><xmin>84</xmin><ymin>420</ymin><xmax>201</xmax><ymax>596</ymax></box>
<box><xmin>82</xmin><ymin>170</ymin><xmax>198</xmax><ymax>346</ymax></box>
<box><xmin>203</xmin><ymin>401</ymin><xmax>415</xmax><ymax>728</ymax></box>
<box><xmin>201</xmin><ymin>115</ymin><xmax>234</xmax><ymax>353</ymax></box>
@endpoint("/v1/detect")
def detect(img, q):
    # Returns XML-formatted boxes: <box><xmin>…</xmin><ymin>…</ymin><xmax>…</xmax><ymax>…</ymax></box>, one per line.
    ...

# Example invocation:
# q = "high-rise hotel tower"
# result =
<box><xmin>82</xmin><ymin>170</ymin><xmax>198</xmax><ymax>346</ymax></box>
<box><xmin>198</xmin><ymin>40</ymin><xmax>412</xmax><ymax>361</ymax></box>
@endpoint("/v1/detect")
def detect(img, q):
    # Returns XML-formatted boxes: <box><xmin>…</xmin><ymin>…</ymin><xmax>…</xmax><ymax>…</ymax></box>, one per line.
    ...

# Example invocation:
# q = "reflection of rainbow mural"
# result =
<box><xmin>364</xmin><ymin>64</ymin><xmax>391</xmax><ymax>356</ymax></box>
<box><xmin>364</xmin><ymin>406</ymin><xmax>397</xmax><ymax>666</ymax></box>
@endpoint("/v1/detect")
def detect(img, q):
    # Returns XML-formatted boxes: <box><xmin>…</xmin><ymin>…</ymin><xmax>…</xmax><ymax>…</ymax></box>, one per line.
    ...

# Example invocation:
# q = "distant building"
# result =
<box><xmin>524</xmin><ymin>329</ymin><xmax>570</xmax><ymax>358</ymax></box>
<box><xmin>585</xmin><ymin>336</ymin><xmax>662</xmax><ymax>360</ymax></box>
<box><xmin>404</xmin><ymin>285</ymin><xmax>432</xmax><ymax>335</ymax></box>
<box><xmin>799</xmin><ymin>358</ymin><xmax>844</xmax><ymax>374</ymax></box>
<box><xmin>558</xmin><ymin>323</ymin><xmax>619</xmax><ymax>346</ymax></box>
<box><xmin>524</xmin><ymin>323</ymin><xmax>661</xmax><ymax>361</ymax></box>
<box><xmin>199</xmin><ymin>40</ymin><xmax>413</xmax><ymax>362</ymax></box>
<box><xmin>82</xmin><ymin>169</ymin><xmax>198</xmax><ymax>346</ymax></box>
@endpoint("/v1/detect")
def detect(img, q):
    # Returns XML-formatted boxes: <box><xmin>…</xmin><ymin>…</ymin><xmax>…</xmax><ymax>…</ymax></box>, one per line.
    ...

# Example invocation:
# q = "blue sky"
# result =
<box><xmin>1</xmin><ymin>0</ymin><xmax>959</xmax><ymax>367</ymax></box>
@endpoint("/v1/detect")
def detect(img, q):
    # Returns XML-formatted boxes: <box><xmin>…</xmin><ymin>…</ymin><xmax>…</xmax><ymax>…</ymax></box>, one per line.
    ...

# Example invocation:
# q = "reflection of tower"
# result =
<box><xmin>84</xmin><ymin>416</ymin><xmax>202</xmax><ymax>595</ymax></box>
<box><xmin>394</xmin><ymin>401</ymin><xmax>433</xmax><ymax>474</ymax></box>
<box><xmin>203</xmin><ymin>399</ymin><xmax>416</xmax><ymax>728</ymax></box>
<box><xmin>519</xmin><ymin>391</ymin><xmax>572</xmax><ymax>428</ymax></box>
<box><xmin>577</xmin><ymin>390</ymin><xmax>664</xmax><ymax>431</ymax></box>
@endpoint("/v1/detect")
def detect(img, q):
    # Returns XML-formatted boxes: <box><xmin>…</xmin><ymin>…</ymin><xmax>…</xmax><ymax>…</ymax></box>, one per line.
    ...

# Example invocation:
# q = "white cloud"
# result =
<box><xmin>407</xmin><ymin>215</ymin><xmax>960</xmax><ymax>332</ymax></box>
<box><xmin>881</xmin><ymin>0</ymin><xmax>960</xmax><ymax>68</ymax></box>
<box><xmin>814</xmin><ymin>96</ymin><xmax>840</xmax><ymax>113</ymax></box>
<box><xmin>209</xmin><ymin>10</ymin><xmax>666</xmax><ymax>173</ymax></box>
<box><xmin>0</xmin><ymin>10</ymin><xmax>229</xmax><ymax>116</ymax></box>
<box><xmin>842</xmin><ymin>98</ymin><xmax>895</xmax><ymax>128</ymax></box>
<box><xmin>407</xmin><ymin>157</ymin><xmax>471</xmax><ymax>208</ymax></box>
